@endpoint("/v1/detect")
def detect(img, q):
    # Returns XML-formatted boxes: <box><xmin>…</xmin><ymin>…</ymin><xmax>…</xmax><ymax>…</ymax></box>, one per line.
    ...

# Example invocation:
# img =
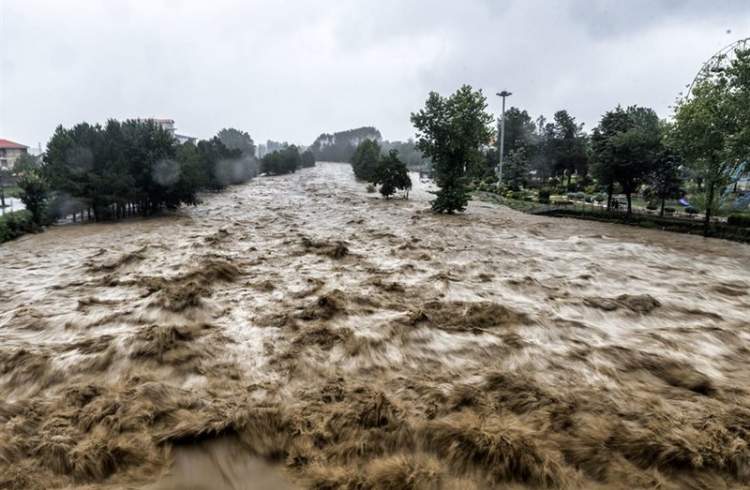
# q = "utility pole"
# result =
<box><xmin>496</xmin><ymin>90</ymin><xmax>512</xmax><ymax>185</ymax></box>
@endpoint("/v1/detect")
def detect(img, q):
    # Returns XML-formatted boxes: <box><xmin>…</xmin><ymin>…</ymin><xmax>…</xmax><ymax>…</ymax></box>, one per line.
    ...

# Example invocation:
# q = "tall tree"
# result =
<box><xmin>374</xmin><ymin>149</ymin><xmax>412</xmax><ymax>199</ymax></box>
<box><xmin>501</xmin><ymin>107</ymin><xmax>537</xmax><ymax>156</ymax></box>
<box><xmin>350</xmin><ymin>139</ymin><xmax>381</xmax><ymax>182</ymax></box>
<box><xmin>17</xmin><ymin>171</ymin><xmax>48</xmax><ymax>225</ymax></box>
<box><xmin>548</xmin><ymin>110</ymin><xmax>589</xmax><ymax>186</ymax></box>
<box><xmin>301</xmin><ymin>150</ymin><xmax>316</xmax><ymax>168</ymax></box>
<box><xmin>217</xmin><ymin>128</ymin><xmax>256</xmax><ymax>157</ymax></box>
<box><xmin>648</xmin><ymin>149</ymin><xmax>683</xmax><ymax>217</ymax></box>
<box><xmin>504</xmin><ymin>148</ymin><xmax>530</xmax><ymax>191</ymax></box>
<box><xmin>592</xmin><ymin>105</ymin><xmax>661</xmax><ymax>216</ymax></box>
<box><xmin>411</xmin><ymin>85</ymin><xmax>493</xmax><ymax>213</ymax></box>
<box><xmin>673</xmin><ymin>47</ymin><xmax>750</xmax><ymax>233</ymax></box>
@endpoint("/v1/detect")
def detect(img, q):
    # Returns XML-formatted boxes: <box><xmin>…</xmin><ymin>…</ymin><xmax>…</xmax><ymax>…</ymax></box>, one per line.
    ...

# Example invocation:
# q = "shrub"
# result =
<box><xmin>727</xmin><ymin>214</ymin><xmax>750</xmax><ymax>227</ymax></box>
<box><xmin>374</xmin><ymin>150</ymin><xmax>412</xmax><ymax>199</ymax></box>
<box><xmin>0</xmin><ymin>210</ymin><xmax>34</xmax><ymax>243</ymax></box>
<box><xmin>584</xmin><ymin>196</ymin><xmax>593</xmax><ymax>203</ymax></box>
<box><xmin>646</xmin><ymin>204</ymin><xmax>658</xmax><ymax>211</ymax></box>
<box><xmin>261</xmin><ymin>146</ymin><xmax>301</xmax><ymax>175</ymax></box>
<box><xmin>574</xmin><ymin>192</ymin><xmax>585</xmax><ymax>200</ymax></box>
<box><xmin>685</xmin><ymin>206</ymin><xmax>699</xmax><ymax>215</ymax></box>
<box><xmin>566</xmin><ymin>192</ymin><xmax>576</xmax><ymax>200</ymax></box>
<box><xmin>366</xmin><ymin>184</ymin><xmax>376</xmax><ymax>193</ymax></box>
<box><xmin>538</xmin><ymin>189</ymin><xmax>551</xmax><ymax>204</ymax></box>
<box><xmin>593</xmin><ymin>194</ymin><xmax>606</xmax><ymax>203</ymax></box>
<box><xmin>663</xmin><ymin>207</ymin><xmax>675</xmax><ymax>215</ymax></box>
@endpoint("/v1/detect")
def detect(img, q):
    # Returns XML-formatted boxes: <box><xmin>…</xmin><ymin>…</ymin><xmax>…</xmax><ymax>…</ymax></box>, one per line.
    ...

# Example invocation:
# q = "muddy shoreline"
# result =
<box><xmin>1</xmin><ymin>163</ymin><xmax>749</xmax><ymax>489</ymax></box>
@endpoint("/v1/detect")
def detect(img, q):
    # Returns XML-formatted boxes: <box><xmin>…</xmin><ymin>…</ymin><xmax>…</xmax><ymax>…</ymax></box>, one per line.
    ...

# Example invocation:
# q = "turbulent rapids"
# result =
<box><xmin>1</xmin><ymin>162</ymin><xmax>750</xmax><ymax>489</ymax></box>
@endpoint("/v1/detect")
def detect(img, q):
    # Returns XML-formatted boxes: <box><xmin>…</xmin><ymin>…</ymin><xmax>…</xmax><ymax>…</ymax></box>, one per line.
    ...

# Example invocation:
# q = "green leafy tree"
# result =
<box><xmin>592</xmin><ymin>105</ymin><xmax>661</xmax><ymax>215</ymax></box>
<box><xmin>261</xmin><ymin>146</ymin><xmax>301</xmax><ymax>175</ymax></box>
<box><xmin>648</xmin><ymin>149</ymin><xmax>683</xmax><ymax>217</ymax></box>
<box><xmin>216</xmin><ymin>128</ymin><xmax>257</xmax><ymax>182</ymax></box>
<box><xmin>301</xmin><ymin>149</ymin><xmax>316</xmax><ymax>168</ymax></box>
<box><xmin>504</xmin><ymin>148</ymin><xmax>529</xmax><ymax>191</ymax></box>
<box><xmin>411</xmin><ymin>85</ymin><xmax>493</xmax><ymax>213</ymax></box>
<box><xmin>351</xmin><ymin>139</ymin><xmax>381</xmax><ymax>182</ymax></box>
<box><xmin>501</xmin><ymin>107</ymin><xmax>537</xmax><ymax>156</ymax></box>
<box><xmin>217</xmin><ymin>128</ymin><xmax>256</xmax><ymax>157</ymax></box>
<box><xmin>673</xmin><ymin>48</ymin><xmax>750</xmax><ymax>233</ymax></box>
<box><xmin>548</xmin><ymin>110</ymin><xmax>589</xmax><ymax>187</ymax></box>
<box><xmin>42</xmin><ymin>119</ymin><xmax>211</xmax><ymax>221</ymax></box>
<box><xmin>17</xmin><ymin>171</ymin><xmax>48</xmax><ymax>225</ymax></box>
<box><xmin>374</xmin><ymin>150</ymin><xmax>412</xmax><ymax>198</ymax></box>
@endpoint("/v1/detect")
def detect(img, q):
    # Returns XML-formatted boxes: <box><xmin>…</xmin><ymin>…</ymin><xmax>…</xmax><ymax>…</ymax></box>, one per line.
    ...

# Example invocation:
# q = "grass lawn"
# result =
<box><xmin>473</xmin><ymin>191</ymin><xmax>540</xmax><ymax>212</ymax></box>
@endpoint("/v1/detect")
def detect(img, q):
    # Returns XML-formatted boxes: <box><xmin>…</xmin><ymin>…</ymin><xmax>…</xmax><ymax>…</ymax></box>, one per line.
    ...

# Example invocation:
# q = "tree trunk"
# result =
<box><xmin>626</xmin><ymin>193</ymin><xmax>632</xmax><ymax>218</ymax></box>
<box><xmin>703</xmin><ymin>181</ymin><xmax>715</xmax><ymax>237</ymax></box>
<box><xmin>660</xmin><ymin>197</ymin><xmax>665</xmax><ymax>217</ymax></box>
<box><xmin>606</xmin><ymin>183</ymin><xmax>613</xmax><ymax>211</ymax></box>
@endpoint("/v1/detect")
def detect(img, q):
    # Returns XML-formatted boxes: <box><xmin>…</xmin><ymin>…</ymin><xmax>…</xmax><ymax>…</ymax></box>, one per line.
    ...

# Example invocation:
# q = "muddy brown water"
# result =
<box><xmin>1</xmin><ymin>162</ymin><xmax>750</xmax><ymax>489</ymax></box>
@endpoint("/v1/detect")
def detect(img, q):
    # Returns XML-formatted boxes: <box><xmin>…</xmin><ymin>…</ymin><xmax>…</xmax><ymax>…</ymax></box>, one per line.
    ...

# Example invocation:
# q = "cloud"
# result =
<box><xmin>1</xmin><ymin>0</ymin><xmax>749</xmax><ymax>149</ymax></box>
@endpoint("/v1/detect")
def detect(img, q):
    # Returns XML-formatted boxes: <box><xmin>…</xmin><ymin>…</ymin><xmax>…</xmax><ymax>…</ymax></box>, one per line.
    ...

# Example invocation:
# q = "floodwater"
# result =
<box><xmin>1</xmin><ymin>162</ymin><xmax>750</xmax><ymax>489</ymax></box>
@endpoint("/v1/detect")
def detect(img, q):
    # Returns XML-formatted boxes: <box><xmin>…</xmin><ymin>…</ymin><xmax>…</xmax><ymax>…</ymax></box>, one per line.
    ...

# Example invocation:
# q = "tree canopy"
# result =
<box><xmin>217</xmin><ymin>128</ymin><xmax>256</xmax><ymax>157</ymax></box>
<box><xmin>261</xmin><ymin>145</ymin><xmax>302</xmax><ymax>175</ymax></box>
<box><xmin>41</xmin><ymin>120</ymin><xmax>252</xmax><ymax>221</ymax></box>
<box><xmin>351</xmin><ymin>139</ymin><xmax>381</xmax><ymax>182</ymax></box>
<box><xmin>592</xmin><ymin>105</ymin><xmax>661</xmax><ymax>215</ymax></box>
<box><xmin>374</xmin><ymin>150</ymin><xmax>412</xmax><ymax>198</ymax></box>
<box><xmin>411</xmin><ymin>85</ymin><xmax>493</xmax><ymax>213</ymax></box>
<box><xmin>672</xmin><ymin>47</ymin><xmax>750</xmax><ymax>230</ymax></box>
<box><xmin>309</xmin><ymin>127</ymin><xmax>382</xmax><ymax>162</ymax></box>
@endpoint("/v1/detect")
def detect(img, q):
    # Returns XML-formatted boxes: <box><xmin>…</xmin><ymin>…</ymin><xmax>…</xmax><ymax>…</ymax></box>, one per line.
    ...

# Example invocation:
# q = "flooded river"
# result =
<box><xmin>1</xmin><ymin>162</ymin><xmax>749</xmax><ymax>489</ymax></box>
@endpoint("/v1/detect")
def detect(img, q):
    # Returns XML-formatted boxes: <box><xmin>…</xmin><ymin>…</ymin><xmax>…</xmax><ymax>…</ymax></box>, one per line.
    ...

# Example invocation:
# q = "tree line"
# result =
<box><xmin>15</xmin><ymin>122</ymin><xmax>276</xmax><ymax>225</ymax></box>
<box><xmin>407</xmin><ymin>46</ymin><xmax>750</xmax><ymax>233</ymax></box>
<box><xmin>260</xmin><ymin>145</ymin><xmax>316</xmax><ymax>175</ymax></box>
<box><xmin>309</xmin><ymin>126</ymin><xmax>431</xmax><ymax>170</ymax></box>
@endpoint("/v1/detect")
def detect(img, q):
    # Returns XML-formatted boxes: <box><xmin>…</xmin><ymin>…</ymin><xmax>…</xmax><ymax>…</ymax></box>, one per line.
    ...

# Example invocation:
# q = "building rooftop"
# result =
<box><xmin>0</xmin><ymin>139</ymin><xmax>28</xmax><ymax>149</ymax></box>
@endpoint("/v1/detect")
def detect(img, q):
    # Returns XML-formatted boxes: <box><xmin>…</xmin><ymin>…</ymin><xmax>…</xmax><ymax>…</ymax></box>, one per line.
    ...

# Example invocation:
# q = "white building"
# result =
<box><xmin>0</xmin><ymin>139</ymin><xmax>29</xmax><ymax>171</ymax></box>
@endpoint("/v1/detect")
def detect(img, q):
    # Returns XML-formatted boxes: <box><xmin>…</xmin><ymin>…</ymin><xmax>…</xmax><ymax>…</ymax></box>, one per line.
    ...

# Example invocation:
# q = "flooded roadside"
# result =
<box><xmin>1</xmin><ymin>162</ymin><xmax>749</xmax><ymax>489</ymax></box>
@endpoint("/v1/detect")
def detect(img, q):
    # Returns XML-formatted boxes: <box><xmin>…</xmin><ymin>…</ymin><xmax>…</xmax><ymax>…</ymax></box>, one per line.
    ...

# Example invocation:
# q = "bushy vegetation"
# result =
<box><xmin>41</xmin><ymin>120</ymin><xmax>257</xmax><ymax>222</ymax></box>
<box><xmin>373</xmin><ymin>150</ymin><xmax>412</xmax><ymax>198</ymax></box>
<box><xmin>727</xmin><ymin>214</ymin><xmax>750</xmax><ymax>227</ymax></box>
<box><xmin>351</xmin><ymin>142</ymin><xmax>412</xmax><ymax>198</ymax></box>
<box><xmin>261</xmin><ymin>146</ymin><xmax>302</xmax><ymax>175</ymax></box>
<box><xmin>17</xmin><ymin>172</ymin><xmax>49</xmax><ymax>225</ymax></box>
<box><xmin>351</xmin><ymin>139</ymin><xmax>381</xmax><ymax>182</ymax></box>
<box><xmin>0</xmin><ymin>210</ymin><xmax>34</xmax><ymax>243</ymax></box>
<box><xmin>301</xmin><ymin>149</ymin><xmax>316</xmax><ymax>168</ymax></box>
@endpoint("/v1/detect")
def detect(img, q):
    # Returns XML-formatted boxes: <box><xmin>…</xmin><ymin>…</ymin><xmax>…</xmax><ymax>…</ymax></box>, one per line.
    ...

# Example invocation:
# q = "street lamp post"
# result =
<box><xmin>496</xmin><ymin>90</ymin><xmax>512</xmax><ymax>185</ymax></box>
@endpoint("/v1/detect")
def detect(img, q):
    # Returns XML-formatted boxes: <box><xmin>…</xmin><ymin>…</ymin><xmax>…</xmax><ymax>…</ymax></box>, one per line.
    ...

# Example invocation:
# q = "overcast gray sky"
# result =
<box><xmin>1</xmin><ymin>0</ymin><xmax>749</xmax><ymax>149</ymax></box>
